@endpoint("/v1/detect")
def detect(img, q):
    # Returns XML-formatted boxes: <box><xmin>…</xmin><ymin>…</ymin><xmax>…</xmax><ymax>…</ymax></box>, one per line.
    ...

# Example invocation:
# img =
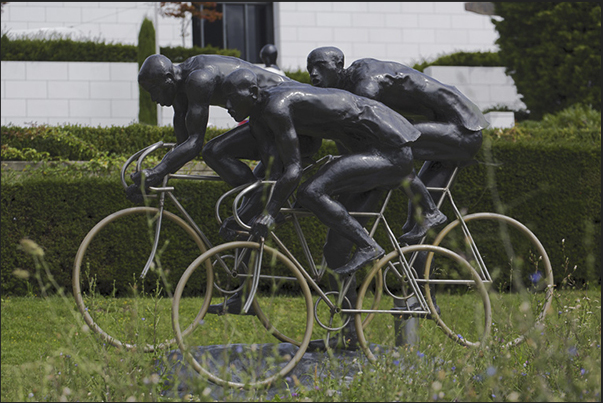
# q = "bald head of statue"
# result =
<box><xmin>138</xmin><ymin>54</ymin><xmax>177</xmax><ymax>107</ymax></box>
<box><xmin>223</xmin><ymin>69</ymin><xmax>260</xmax><ymax>122</ymax></box>
<box><xmin>306</xmin><ymin>46</ymin><xmax>345</xmax><ymax>88</ymax></box>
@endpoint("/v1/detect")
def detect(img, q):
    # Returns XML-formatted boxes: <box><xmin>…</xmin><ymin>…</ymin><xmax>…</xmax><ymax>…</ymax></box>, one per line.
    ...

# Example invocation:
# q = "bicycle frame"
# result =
<box><xmin>121</xmin><ymin>141</ymin><xmax>223</xmax><ymax>279</ymax></box>
<box><xmin>227</xmin><ymin>178</ymin><xmax>436</xmax><ymax>325</ymax></box>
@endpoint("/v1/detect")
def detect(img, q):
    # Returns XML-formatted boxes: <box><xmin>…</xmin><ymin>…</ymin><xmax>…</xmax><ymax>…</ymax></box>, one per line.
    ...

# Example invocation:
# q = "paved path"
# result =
<box><xmin>156</xmin><ymin>343</ymin><xmax>376</xmax><ymax>400</ymax></box>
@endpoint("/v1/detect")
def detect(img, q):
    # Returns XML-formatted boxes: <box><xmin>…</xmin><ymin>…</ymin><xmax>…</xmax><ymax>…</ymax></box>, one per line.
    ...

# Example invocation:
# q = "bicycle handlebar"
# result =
<box><xmin>221</xmin><ymin>155</ymin><xmax>335</xmax><ymax>232</ymax></box>
<box><xmin>120</xmin><ymin>141</ymin><xmax>176</xmax><ymax>190</ymax></box>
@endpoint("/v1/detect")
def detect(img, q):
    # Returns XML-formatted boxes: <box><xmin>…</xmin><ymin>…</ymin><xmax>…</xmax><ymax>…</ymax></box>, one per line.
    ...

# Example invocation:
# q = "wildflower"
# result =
<box><xmin>486</xmin><ymin>366</ymin><xmax>497</xmax><ymax>377</ymax></box>
<box><xmin>393</xmin><ymin>360</ymin><xmax>400</xmax><ymax>366</ymax></box>
<box><xmin>529</xmin><ymin>271</ymin><xmax>542</xmax><ymax>284</ymax></box>
<box><xmin>28</xmin><ymin>393</ymin><xmax>34</xmax><ymax>398</ymax></box>
<box><xmin>141</xmin><ymin>317</ymin><xmax>146</xmax><ymax>321</ymax></box>
<box><xmin>417</xmin><ymin>351</ymin><xmax>425</xmax><ymax>358</ymax></box>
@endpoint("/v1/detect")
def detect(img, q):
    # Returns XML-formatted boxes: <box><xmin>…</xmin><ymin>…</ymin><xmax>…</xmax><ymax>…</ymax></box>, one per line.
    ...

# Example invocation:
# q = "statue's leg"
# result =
<box><xmin>202</xmin><ymin>123</ymin><xmax>261</xmax><ymax>187</ymax></box>
<box><xmin>322</xmin><ymin>190</ymin><xmax>385</xmax><ymax>348</ymax></box>
<box><xmin>297</xmin><ymin>151</ymin><xmax>411</xmax><ymax>276</ymax></box>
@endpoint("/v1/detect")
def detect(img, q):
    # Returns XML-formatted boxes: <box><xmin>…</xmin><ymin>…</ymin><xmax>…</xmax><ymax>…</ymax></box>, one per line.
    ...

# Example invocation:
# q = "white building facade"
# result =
<box><xmin>1</xmin><ymin>2</ymin><xmax>521</xmax><ymax>128</ymax></box>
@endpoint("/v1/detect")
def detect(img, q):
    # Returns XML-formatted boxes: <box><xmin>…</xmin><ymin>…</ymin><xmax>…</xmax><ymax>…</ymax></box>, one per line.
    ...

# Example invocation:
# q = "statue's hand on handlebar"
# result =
<box><xmin>126</xmin><ymin>169</ymin><xmax>162</xmax><ymax>204</ymax></box>
<box><xmin>250</xmin><ymin>214</ymin><xmax>276</xmax><ymax>240</ymax></box>
<box><xmin>130</xmin><ymin>168</ymin><xmax>162</xmax><ymax>188</ymax></box>
<box><xmin>125</xmin><ymin>184</ymin><xmax>145</xmax><ymax>204</ymax></box>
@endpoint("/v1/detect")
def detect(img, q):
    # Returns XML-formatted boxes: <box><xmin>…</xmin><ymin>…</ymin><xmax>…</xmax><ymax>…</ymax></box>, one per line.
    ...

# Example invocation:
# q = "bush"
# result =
<box><xmin>412</xmin><ymin>50</ymin><xmax>502</xmax><ymax>72</ymax></box>
<box><xmin>1</xmin><ymin>110</ymin><xmax>600</xmax><ymax>295</ymax></box>
<box><xmin>1</xmin><ymin>139</ymin><xmax>599</xmax><ymax>295</ymax></box>
<box><xmin>160</xmin><ymin>44</ymin><xmax>240</xmax><ymax>62</ymax></box>
<box><xmin>1</xmin><ymin>123</ymin><xmax>231</xmax><ymax>162</ymax></box>
<box><xmin>284</xmin><ymin>69</ymin><xmax>311</xmax><ymax>84</ymax></box>
<box><xmin>0</xmin><ymin>34</ymin><xmax>241</xmax><ymax>62</ymax></box>
<box><xmin>137</xmin><ymin>18</ymin><xmax>157</xmax><ymax>126</ymax></box>
<box><xmin>492</xmin><ymin>2</ymin><xmax>601</xmax><ymax>119</ymax></box>
<box><xmin>0</xmin><ymin>33</ymin><xmax>137</xmax><ymax>62</ymax></box>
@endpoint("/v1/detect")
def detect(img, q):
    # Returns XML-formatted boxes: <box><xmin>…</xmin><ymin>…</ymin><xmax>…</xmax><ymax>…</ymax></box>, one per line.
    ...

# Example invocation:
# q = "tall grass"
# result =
<box><xmin>1</xmin><ymin>239</ymin><xmax>600</xmax><ymax>402</ymax></box>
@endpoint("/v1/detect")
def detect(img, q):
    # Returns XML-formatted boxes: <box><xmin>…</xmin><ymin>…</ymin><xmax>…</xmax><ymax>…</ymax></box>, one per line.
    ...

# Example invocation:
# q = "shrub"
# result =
<box><xmin>412</xmin><ymin>50</ymin><xmax>502</xmax><ymax>72</ymax></box>
<box><xmin>284</xmin><ymin>69</ymin><xmax>311</xmax><ymax>84</ymax></box>
<box><xmin>160</xmin><ymin>44</ymin><xmax>240</xmax><ymax>62</ymax></box>
<box><xmin>0</xmin><ymin>34</ymin><xmax>241</xmax><ymax>62</ymax></box>
<box><xmin>0</xmin><ymin>33</ymin><xmax>137</xmax><ymax>62</ymax></box>
<box><xmin>137</xmin><ymin>18</ymin><xmax>157</xmax><ymax>126</ymax></box>
<box><xmin>492</xmin><ymin>2</ymin><xmax>601</xmax><ymax>119</ymax></box>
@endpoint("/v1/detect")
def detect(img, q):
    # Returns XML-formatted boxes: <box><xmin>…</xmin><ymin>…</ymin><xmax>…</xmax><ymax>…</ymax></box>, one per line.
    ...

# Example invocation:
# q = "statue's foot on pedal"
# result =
<box><xmin>398</xmin><ymin>210</ymin><xmax>448</xmax><ymax>244</ymax></box>
<box><xmin>334</xmin><ymin>245</ymin><xmax>385</xmax><ymax>276</ymax></box>
<box><xmin>206</xmin><ymin>292</ymin><xmax>256</xmax><ymax>316</ymax></box>
<box><xmin>218</xmin><ymin>217</ymin><xmax>249</xmax><ymax>241</ymax></box>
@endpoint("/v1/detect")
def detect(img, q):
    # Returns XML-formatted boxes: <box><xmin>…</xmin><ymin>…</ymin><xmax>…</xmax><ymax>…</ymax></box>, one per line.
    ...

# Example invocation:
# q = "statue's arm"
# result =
<box><xmin>251</xmin><ymin>112</ymin><xmax>303</xmax><ymax>237</ymax></box>
<box><xmin>172</xmin><ymin>98</ymin><xmax>188</xmax><ymax>144</ymax></box>
<box><xmin>132</xmin><ymin>73</ymin><xmax>212</xmax><ymax>188</ymax></box>
<box><xmin>268</xmin><ymin>117</ymin><xmax>303</xmax><ymax>216</ymax></box>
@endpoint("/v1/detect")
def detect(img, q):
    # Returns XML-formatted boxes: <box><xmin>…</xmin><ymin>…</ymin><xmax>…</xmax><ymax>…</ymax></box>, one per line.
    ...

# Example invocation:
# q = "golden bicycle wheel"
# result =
<box><xmin>356</xmin><ymin>244</ymin><xmax>491</xmax><ymax>362</ymax></box>
<box><xmin>432</xmin><ymin>212</ymin><xmax>554</xmax><ymax>348</ymax></box>
<box><xmin>172</xmin><ymin>241</ymin><xmax>314</xmax><ymax>389</ymax></box>
<box><xmin>73</xmin><ymin>207</ymin><xmax>211</xmax><ymax>352</ymax></box>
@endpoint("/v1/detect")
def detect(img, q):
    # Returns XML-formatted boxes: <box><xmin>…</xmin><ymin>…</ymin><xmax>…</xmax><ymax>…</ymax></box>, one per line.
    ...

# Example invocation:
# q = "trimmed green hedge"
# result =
<box><xmin>1</xmin><ymin>107</ymin><xmax>601</xmax><ymax>295</ymax></box>
<box><xmin>1</xmin><ymin>124</ymin><xmax>227</xmax><ymax>162</ymax></box>
<box><xmin>412</xmin><ymin>51</ymin><xmax>502</xmax><ymax>72</ymax></box>
<box><xmin>1</xmin><ymin>139</ymin><xmax>600</xmax><ymax>296</ymax></box>
<box><xmin>0</xmin><ymin>34</ymin><xmax>240</xmax><ymax>62</ymax></box>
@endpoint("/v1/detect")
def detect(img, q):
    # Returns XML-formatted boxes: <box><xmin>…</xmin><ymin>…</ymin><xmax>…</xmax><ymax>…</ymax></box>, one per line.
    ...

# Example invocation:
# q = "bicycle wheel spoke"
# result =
<box><xmin>172</xmin><ymin>241</ymin><xmax>313</xmax><ymax>389</ymax></box>
<box><xmin>433</xmin><ymin>213</ymin><xmax>553</xmax><ymax>347</ymax></box>
<box><xmin>73</xmin><ymin>207</ymin><xmax>207</xmax><ymax>352</ymax></box>
<box><xmin>356</xmin><ymin>245</ymin><xmax>491</xmax><ymax>362</ymax></box>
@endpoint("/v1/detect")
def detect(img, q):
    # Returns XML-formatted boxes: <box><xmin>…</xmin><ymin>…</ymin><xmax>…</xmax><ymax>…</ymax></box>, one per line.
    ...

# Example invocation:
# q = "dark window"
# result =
<box><xmin>193</xmin><ymin>2</ymin><xmax>274</xmax><ymax>63</ymax></box>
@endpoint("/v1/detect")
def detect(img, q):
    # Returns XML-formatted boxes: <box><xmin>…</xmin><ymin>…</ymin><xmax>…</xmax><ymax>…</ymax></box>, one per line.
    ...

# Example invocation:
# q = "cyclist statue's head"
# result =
<box><xmin>306</xmin><ymin>46</ymin><xmax>345</xmax><ymax>89</ymax></box>
<box><xmin>138</xmin><ymin>54</ymin><xmax>178</xmax><ymax>107</ymax></box>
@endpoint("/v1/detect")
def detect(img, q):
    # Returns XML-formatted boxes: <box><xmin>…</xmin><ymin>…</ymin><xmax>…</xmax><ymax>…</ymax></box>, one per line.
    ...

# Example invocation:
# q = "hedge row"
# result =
<box><xmin>1</xmin><ymin>124</ymin><xmax>227</xmax><ymax>162</ymax></box>
<box><xmin>2</xmin><ymin>104</ymin><xmax>600</xmax><ymax>163</ymax></box>
<box><xmin>0</xmin><ymin>34</ymin><xmax>240</xmax><ymax>62</ymax></box>
<box><xmin>1</xmin><ymin>138</ymin><xmax>600</xmax><ymax>296</ymax></box>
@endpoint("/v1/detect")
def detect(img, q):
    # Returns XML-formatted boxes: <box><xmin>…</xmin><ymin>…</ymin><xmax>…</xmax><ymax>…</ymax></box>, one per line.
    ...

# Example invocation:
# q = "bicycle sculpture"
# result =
<box><xmin>73</xmin><ymin>53</ymin><xmax>554</xmax><ymax>390</ymax></box>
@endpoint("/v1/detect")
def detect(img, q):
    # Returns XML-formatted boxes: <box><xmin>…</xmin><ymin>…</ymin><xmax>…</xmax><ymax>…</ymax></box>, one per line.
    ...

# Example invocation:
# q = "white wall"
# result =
<box><xmin>1</xmin><ymin>2</ymin><xmax>512</xmax><ymax>128</ymax></box>
<box><xmin>424</xmin><ymin>66</ymin><xmax>526</xmax><ymax>111</ymax></box>
<box><xmin>1</xmin><ymin>2</ymin><xmax>186</xmax><ymax>47</ymax></box>
<box><xmin>0</xmin><ymin>60</ymin><xmax>238</xmax><ymax>128</ymax></box>
<box><xmin>275</xmin><ymin>2</ymin><xmax>499</xmax><ymax>70</ymax></box>
<box><xmin>3</xmin><ymin>2</ymin><xmax>500</xmax><ymax>71</ymax></box>
<box><xmin>3</xmin><ymin>61</ymin><xmax>522</xmax><ymax>128</ymax></box>
<box><xmin>1</xmin><ymin>61</ymin><xmax>138</xmax><ymax>126</ymax></box>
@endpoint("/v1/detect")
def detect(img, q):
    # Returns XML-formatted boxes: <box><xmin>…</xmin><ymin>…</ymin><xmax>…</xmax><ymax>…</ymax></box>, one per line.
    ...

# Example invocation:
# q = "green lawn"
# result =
<box><xmin>1</xmin><ymin>286</ymin><xmax>600</xmax><ymax>402</ymax></box>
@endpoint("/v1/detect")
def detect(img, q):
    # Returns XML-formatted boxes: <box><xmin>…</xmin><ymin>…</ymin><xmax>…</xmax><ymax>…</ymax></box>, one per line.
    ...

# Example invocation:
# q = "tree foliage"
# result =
<box><xmin>159</xmin><ymin>2</ymin><xmax>222</xmax><ymax>22</ymax></box>
<box><xmin>492</xmin><ymin>2</ymin><xmax>601</xmax><ymax>120</ymax></box>
<box><xmin>159</xmin><ymin>2</ymin><xmax>222</xmax><ymax>46</ymax></box>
